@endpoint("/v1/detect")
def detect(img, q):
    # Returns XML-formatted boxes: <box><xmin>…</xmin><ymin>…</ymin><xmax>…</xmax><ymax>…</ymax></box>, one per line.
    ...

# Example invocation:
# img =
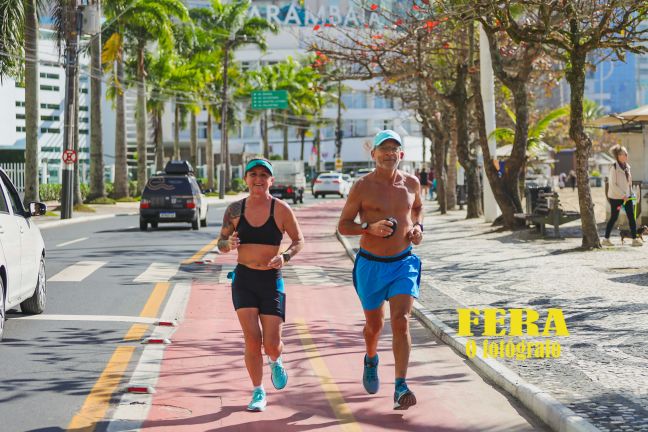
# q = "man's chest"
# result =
<box><xmin>360</xmin><ymin>186</ymin><xmax>414</xmax><ymax>214</ymax></box>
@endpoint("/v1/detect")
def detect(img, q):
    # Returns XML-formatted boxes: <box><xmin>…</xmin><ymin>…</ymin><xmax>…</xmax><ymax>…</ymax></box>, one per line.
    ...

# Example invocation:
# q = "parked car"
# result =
<box><xmin>0</xmin><ymin>168</ymin><xmax>47</xmax><ymax>341</ymax></box>
<box><xmin>354</xmin><ymin>168</ymin><xmax>374</xmax><ymax>179</ymax></box>
<box><xmin>139</xmin><ymin>160</ymin><xmax>208</xmax><ymax>231</ymax></box>
<box><xmin>313</xmin><ymin>172</ymin><xmax>352</xmax><ymax>198</ymax></box>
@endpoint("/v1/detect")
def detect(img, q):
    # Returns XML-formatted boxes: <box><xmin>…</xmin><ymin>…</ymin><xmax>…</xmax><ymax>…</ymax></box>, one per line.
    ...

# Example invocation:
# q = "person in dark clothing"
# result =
<box><xmin>419</xmin><ymin>168</ymin><xmax>430</xmax><ymax>200</ymax></box>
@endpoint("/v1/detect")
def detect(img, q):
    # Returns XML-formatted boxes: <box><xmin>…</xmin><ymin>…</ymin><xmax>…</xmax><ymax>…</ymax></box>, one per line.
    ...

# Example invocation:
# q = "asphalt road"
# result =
<box><xmin>0</xmin><ymin>194</ymin><xmax>323</xmax><ymax>432</ymax></box>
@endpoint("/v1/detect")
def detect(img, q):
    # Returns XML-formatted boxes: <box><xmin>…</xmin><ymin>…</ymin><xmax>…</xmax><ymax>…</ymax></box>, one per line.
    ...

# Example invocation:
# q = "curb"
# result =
<box><xmin>335</xmin><ymin>230</ymin><xmax>600</xmax><ymax>432</ymax></box>
<box><xmin>35</xmin><ymin>200</ymin><xmax>236</xmax><ymax>230</ymax></box>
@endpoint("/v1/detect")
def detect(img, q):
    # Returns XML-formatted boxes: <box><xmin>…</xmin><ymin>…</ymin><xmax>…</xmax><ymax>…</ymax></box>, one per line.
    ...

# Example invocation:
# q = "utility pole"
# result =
<box><xmin>61</xmin><ymin>0</ymin><xmax>81</xmax><ymax>219</ymax></box>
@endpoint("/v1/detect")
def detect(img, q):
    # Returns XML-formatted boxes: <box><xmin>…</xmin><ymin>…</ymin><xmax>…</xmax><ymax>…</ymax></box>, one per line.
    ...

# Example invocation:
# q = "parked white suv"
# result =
<box><xmin>313</xmin><ymin>172</ymin><xmax>352</xmax><ymax>198</ymax></box>
<box><xmin>0</xmin><ymin>169</ymin><xmax>47</xmax><ymax>340</ymax></box>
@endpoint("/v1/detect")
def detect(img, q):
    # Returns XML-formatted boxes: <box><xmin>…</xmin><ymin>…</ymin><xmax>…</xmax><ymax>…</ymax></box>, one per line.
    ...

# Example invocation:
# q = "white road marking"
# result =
<box><xmin>10</xmin><ymin>314</ymin><xmax>157</xmax><ymax>324</ymax></box>
<box><xmin>106</xmin><ymin>282</ymin><xmax>192</xmax><ymax>431</ymax></box>
<box><xmin>56</xmin><ymin>237</ymin><xmax>89</xmax><ymax>248</ymax></box>
<box><xmin>49</xmin><ymin>261</ymin><xmax>107</xmax><ymax>282</ymax></box>
<box><xmin>293</xmin><ymin>265</ymin><xmax>332</xmax><ymax>285</ymax></box>
<box><xmin>134</xmin><ymin>263</ymin><xmax>180</xmax><ymax>283</ymax></box>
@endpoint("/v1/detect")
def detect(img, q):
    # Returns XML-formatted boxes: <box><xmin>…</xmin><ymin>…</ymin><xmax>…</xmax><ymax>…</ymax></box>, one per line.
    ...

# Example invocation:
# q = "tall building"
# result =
<box><xmin>0</xmin><ymin>29</ymin><xmax>93</xmax><ymax>184</ymax></box>
<box><xmin>584</xmin><ymin>53</ymin><xmax>638</xmax><ymax>114</ymax></box>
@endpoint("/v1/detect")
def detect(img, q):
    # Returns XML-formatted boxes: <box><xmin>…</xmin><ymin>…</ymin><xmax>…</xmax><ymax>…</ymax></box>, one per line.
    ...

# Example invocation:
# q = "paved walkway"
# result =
<box><xmin>339</xmin><ymin>194</ymin><xmax>645</xmax><ymax>432</ymax></box>
<box><xmin>129</xmin><ymin>200</ymin><xmax>544</xmax><ymax>431</ymax></box>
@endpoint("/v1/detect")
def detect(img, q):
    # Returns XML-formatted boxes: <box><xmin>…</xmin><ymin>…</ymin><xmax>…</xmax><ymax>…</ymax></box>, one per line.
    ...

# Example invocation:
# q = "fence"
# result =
<box><xmin>0</xmin><ymin>163</ymin><xmax>25</xmax><ymax>192</ymax></box>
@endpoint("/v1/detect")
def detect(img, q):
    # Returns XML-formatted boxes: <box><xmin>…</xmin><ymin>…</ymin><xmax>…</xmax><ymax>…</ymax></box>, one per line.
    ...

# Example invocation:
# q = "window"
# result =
<box><xmin>39</xmin><ymin>72</ymin><xmax>59</xmax><ymax>79</ymax></box>
<box><xmin>79</xmin><ymin>117</ymin><xmax>89</xmax><ymax>123</ymax></box>
<box><xmin>41</xmin><ymin>115</ymin><xmax>60</xmax><ymax>121</ymax></box>
<box><xmin>79</xmin><ymin>106</ymin><xmax>88</xmax><ymax>112</ymax></box>
<box><xmin>79</xmin><ymin>129</ymin><xmax>89</xmax><ymax>135</ymax></box>
<box><xmin>15</xmin><ymin>101</ymin><xmax>25</xmax><ymax>107</ymax></box>
<box><xmin>374</xmin><ymin>96</ymin><xmax>393</xmax><ymax>109</ymax></box>
<box><xmin>0</xmin><ymin>172</ymin><xmax>25</xmax><ymax>216</ymax></box>
<box><xmin>40</xmin><ymin>103</ymin><xmax>60</xmax><ymax>110</ymax></box>
<box><xmin>16</xmin><ymin>126</ymin><xmax>26</xmax><ymax>132</ymax></box>
<box><xmin>341</xmin><ymin>91</ymin><xmax>367</xmax><ymax>109</ymax></box>
<box><xmin>16</xmin><ymin>114</ymin><xmax>26</xmax><ymax>120</ymax></box>
<box><xmin>0</xmin><ymin>182</ymin><xmax>8</xmax><ymax>214</ymax></box>
<box><xmin>343</xmin><ymin>119</ymin><xmax>368</xmax><ymax>137</ymax></box>
<box><xmin>80</xmin><ymin>88</ymin><xmax>88</xmax><ymax>94</ymax></box>
<box><xmin>41</xmin><ymin>128</ymin><xmax>61</xmax><ymax>134</ymax></box>
<box><xmin>40</xmin><ymin>84</ymin><xmax>60</xmax><ymax>92</ymax></box>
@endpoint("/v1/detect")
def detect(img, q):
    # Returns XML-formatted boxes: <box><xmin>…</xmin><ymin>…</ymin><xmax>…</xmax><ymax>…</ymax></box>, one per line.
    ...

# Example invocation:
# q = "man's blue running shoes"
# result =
<box><xmin>363</xmin><ymin>354</ymin><xmax>380</xmax><ymax>394</ymax></box>
<box><xmin>393</xmin><ymin>382</ymin><xmax>417</xmax><ymax>410</ymax></box>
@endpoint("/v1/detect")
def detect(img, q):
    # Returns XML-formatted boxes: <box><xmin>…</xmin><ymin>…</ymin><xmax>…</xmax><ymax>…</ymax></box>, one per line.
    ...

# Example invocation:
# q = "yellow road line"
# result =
<box><xmin>123</xmin><ymin>282</ymin><xmax>170</xmax><ymax>340</ymax></box>
<box><xmin>294</xmin><ymin>318</ymin><xmax>361</xmax><ymax>432</ymax></box>
<box><xmin>182</xmin><ymin>238</ymin><xmax>219</xmax><ymax>264</ymax></box>
<box><xmin>67</xmin><ymin>346</ymin><xmax>135</xmax><ymax>431</ymax></box>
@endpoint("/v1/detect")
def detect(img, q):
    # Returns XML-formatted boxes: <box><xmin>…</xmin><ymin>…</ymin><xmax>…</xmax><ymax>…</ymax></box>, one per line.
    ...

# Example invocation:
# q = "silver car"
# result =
<box><xmin>313</xmin><ymin>172</ymin><xmax>352</xmax><ymax>198</ymax></box>
<box><xmin>0</xmin><ymin>169</ymin><xmax>47</xmax><ymax>340</ymax></box>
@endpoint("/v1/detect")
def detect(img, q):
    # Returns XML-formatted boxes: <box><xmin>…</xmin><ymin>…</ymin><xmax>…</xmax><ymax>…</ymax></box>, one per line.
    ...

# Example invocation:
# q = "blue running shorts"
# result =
<box><xmin>352</xmin><ymin>246</ymin><xmax>421</xmax><ymax>311</ymax></box>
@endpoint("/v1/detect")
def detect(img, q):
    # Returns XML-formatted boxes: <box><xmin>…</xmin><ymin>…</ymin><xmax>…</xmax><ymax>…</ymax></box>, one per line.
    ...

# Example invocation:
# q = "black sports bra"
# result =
<box><xmin>237</xmin><ymin>198</ymin><xmax>283</xmax><ymax>246</ymax></box>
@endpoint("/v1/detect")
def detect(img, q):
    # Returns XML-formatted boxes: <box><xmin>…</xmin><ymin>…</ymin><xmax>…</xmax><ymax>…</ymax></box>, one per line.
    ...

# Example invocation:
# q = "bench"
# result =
<box><xmin>514</xmin><ymin>192</ymin><xmax>580</xmax><ymax>237</ymax></box>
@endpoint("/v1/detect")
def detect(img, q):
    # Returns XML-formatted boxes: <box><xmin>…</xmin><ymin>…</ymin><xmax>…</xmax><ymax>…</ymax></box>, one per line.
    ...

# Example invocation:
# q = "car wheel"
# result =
<box><xmin>21</xmin><ymin>257</ymin><xmax>46</xmax><ymax>314</ymax></box>
<box><xmin>140</xmin><ymin>218</ymin><xmax>148</xmax><ymax>231</ymax></box>
<box><xmin>151</xmin><ymin>222</ymin><xmax>158</xmax><ymax>229</ymax></box>
<box><xmin>293</xmin><ymin>196</ymin><xmax>298</xmax><ymax>204</ymax></box>
<box><xmin>0</xmin><ymin>277</ymin><xmax>5</xmax><ymax>341</ymax></box>
<box><xmin>299</xmin><ymin>195</ymin><xmax>304</xmax><ymax>204</ymax></box>
<box><xmin>200</xmin><ymin>218</ymin><xmax>207</xmax><ymax>227</ymax></box>
<box><xmin>192</xmin><ymin>212</ymin><xmax>200</xmax><ymax>230</ymax></box>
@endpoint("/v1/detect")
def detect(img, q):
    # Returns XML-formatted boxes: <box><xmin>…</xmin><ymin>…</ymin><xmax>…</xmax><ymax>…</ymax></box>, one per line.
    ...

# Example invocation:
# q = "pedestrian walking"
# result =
<box><xmin>217</xmin><ymin>158</ymin><xmax>305</xmax><ymax>411</ymax></box>
<box><xmin>568</xmin><ymin>169</ymin><xmax>577</xmax><ymax>191</ymax></box>
<box><xmin>603</xmin><ymin>145</ymin><xmax>641</xmax><ymax>247</ymax></box>
<box><xmin>419</xmin><ymin>168</ymin><xmax>430</xmax><ymax>200</ymax></box>
<box><xmin>338</xmin><ymin>130</ymin><xmax>424</xmax><ymax>410</ymax></box>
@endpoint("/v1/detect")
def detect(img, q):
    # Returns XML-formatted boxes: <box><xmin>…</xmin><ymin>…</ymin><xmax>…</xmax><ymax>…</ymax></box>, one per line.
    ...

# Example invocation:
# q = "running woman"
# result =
<box><xmin>217</xmin><ymin>158</ymin><xmax>305</xmax><ymax>411</ymax></box>
<box><xmin>338</xmin><ymin>130</ymin><xmax>424</xmax><ymax>410</ymax></box>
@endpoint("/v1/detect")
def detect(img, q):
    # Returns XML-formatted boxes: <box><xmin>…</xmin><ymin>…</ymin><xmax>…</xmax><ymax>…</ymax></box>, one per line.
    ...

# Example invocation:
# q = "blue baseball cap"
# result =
<box><xmin>244</xmin><ymin>158</ymin><xmax>274</xmax><ymax>176</ymax></box>
<box><xmin>373</xmin><ymin>129</ymin><xmax>403</xmax><ymax>148</ymax></box>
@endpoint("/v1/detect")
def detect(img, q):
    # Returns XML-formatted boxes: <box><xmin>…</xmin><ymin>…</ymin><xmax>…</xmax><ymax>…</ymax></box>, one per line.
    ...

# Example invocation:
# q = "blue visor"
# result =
<box><xmin>373</xmin><ymin>129</ymin><xmax>403</xmax><ymax>148</ymax></box>
<box><xmin>245</xmin><ymin>159</ymin><xmax>274</xmax><ymax>176</ymax></box>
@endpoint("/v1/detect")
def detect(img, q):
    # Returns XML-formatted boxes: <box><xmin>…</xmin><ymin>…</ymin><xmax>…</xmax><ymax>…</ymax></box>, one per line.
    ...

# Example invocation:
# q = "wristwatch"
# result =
<box><xmin>282</xmin><ymin>252</ymin><xmax>291</xmax><ymax>263</ymax></box>
<box><xmin>361</xmin><ymin>222</ymin><xmax>369</xmax><ymax>231</ymax></box>
<box><xmin>413</xmin><ymin>222</ymin><xmax>424</xmax><ymax>232</ymax></box>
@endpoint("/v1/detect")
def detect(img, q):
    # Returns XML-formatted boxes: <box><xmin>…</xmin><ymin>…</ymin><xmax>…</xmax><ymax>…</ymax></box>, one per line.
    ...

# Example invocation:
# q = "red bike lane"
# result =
<box><xmin>141</xmin><ymin>200</ymin><xmax>542</xmax><ymax>431</ymax></box>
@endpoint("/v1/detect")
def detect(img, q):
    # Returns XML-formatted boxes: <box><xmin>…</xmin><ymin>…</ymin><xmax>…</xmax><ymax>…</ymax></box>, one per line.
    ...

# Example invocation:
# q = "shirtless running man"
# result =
<box><xmin>338</xmin><ymin>130</ymin><xmax>424</xmax><ymax>410</ymax></box>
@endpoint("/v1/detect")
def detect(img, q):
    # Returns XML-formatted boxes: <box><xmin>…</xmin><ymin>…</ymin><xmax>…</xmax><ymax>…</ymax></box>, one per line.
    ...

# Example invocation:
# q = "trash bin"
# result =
<box><xmin>525</xmin><ymin>186</ymin><xmax>552</xmax><ymax>214</ymax></box>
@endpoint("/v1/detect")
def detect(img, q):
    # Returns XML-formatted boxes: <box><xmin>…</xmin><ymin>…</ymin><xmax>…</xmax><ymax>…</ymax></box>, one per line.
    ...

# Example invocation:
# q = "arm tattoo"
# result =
<box><xmin>217</xmin><ymin>200</ymin><xmax>243</xmax><ymax>252</ymax></box>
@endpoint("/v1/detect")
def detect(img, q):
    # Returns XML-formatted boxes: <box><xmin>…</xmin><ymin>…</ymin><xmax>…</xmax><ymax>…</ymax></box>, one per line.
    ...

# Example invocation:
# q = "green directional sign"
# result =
<box><xmin>251</xmin><ymin>90</ymin><xmax>289</xmax><ymax>110</ymax></box>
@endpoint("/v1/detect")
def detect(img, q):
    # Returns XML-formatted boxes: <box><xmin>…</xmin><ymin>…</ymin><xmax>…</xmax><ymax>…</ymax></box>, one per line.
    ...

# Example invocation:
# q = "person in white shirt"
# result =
<box><xmin>603</xmin><ymin>145</ymin><xmax>642</xmax><ymax>247</ymax></box>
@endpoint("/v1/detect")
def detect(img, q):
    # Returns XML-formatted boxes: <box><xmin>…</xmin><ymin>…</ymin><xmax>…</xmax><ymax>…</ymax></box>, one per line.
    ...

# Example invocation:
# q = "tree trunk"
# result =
<box><xmin>567</xmin><ymin>53</ymin><xmax>599</xmax><ymax>249</ymax></box>
<box><xmin>73</xmin><ymin>64</ymin><xmax>83</xmax><ymax>205</ymax></box>
<box><xmin>427</xmin><ymin>124</ymin><xmax>447</xmax><ymax>214</ymax></box>
<box><xmin>447</xmin><ymin>126</ymin><xmax>457</xmax><ymax>210</ymax></box>
<box><xmin>452</xmin><ymin>64</ymin><xmax>482</xmax><ymax>218</ymax></box>
<box><xmin>299</xmin><ymin>129</ymin><xmax>306</xmax><ymax>160</ymax></box>
<box><xmin>207</xmin><ymin>110</ymin><xmax>214</xmax><ymax>190</ymax></box>
<box><xmin>89</xmin><ymin>15</ymin><xmax>105</xmax><ymax>200</ymax></box>
<box><xmin>114</xmin><ymin>56</ymin><xmax>129</xmax><ymax>198</ymax></box>
<box><xmin>155</xmin><ymin>109</ymin><xmax>164</xmax><ymax>172</ymax></box>
<box><xmin>24</xmin><ymin>0</ymin><xmax>39</xmax><ymax>202</ymax></box>
<box><xmin>282</xmin><ymin>111</ymin><xmax>288</xmax><ymax>160</ymax></box>
<box><xmin>262</xmin><ymin>112</ymin><xmax>269</xmax><ymax>158</ymax></box>
<box><xmin>136</xmin><ymin>44</ymin><xmax>148</xmax><ymax>195</ymax></box>
<box><xmin>190</xmin><ymin>111</ymin><xmax>197</xmax><ymax>168</ymax></box>
<box><xmin>174</xmin><ymin>101</ymin><xmax>180</xmax><ymax>159</ymax></box>
<box><xmin>220</xmin><ymin>44</ymin><xmax>231</xmax><ymax>194</ymax></box>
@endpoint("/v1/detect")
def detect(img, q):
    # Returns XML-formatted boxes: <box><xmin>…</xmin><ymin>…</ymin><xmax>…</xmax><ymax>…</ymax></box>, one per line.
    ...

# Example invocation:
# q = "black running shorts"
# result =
<box><xmin>231</xmin><ymin>264</ymin><xmax>286</xmax><ymax>321</ymax></box>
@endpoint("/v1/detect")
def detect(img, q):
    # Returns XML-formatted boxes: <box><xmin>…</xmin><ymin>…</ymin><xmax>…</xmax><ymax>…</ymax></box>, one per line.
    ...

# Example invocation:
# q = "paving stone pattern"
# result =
<box><xmin>407</xmin><ymin>194</ymin><xmax>648</xmax><ymax>432</ymax></box>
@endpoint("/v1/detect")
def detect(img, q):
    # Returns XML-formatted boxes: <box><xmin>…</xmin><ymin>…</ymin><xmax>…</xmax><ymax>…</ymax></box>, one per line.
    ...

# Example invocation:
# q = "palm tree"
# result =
<box><xmin>88</xmin><ymin>0</ymin><xmax>105</xmax><ymax>200</ymax></box>
<box><xmin>190</xmin><ymin>0</ymin><xmax>277</xmax><ymax>196</ymax></box>
<box><xmin>103</xmin><ymin>0</ymin><xmax>189</xmax><ymax>195</ymax></box>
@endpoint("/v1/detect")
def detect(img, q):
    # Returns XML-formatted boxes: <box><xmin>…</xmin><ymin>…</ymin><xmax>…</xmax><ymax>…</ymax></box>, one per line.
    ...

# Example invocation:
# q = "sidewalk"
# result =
<box><xmin>33</xmin><ymin>194</ymin><xmax>246</xmax><ymax>229</ymax></box>
<box><xmin>130</xmin><ymin>200</ymin><xmax>544</xmax><ymax>431</ymax></box>
<box><xmin>338</xmin><ymin>196</ymin><xmax>645</xmax><ymax>432</ymax></box>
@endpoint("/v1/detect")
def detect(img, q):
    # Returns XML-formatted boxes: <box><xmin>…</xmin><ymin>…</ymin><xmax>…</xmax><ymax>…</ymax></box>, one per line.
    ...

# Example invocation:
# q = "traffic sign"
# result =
<box><xmin>335</xmin><ymin>158</ymin><xmax>343</xmax><ymax>171</ymax></box>
<box><xmin>62</xmin><ymin>149</ymin><xmax>77</xmax><ymax>164</ymax></box>
<box><xmin>251</xmin><ymin>90</ymin><xmax>289</xmax><ymax>110</ymax></box>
